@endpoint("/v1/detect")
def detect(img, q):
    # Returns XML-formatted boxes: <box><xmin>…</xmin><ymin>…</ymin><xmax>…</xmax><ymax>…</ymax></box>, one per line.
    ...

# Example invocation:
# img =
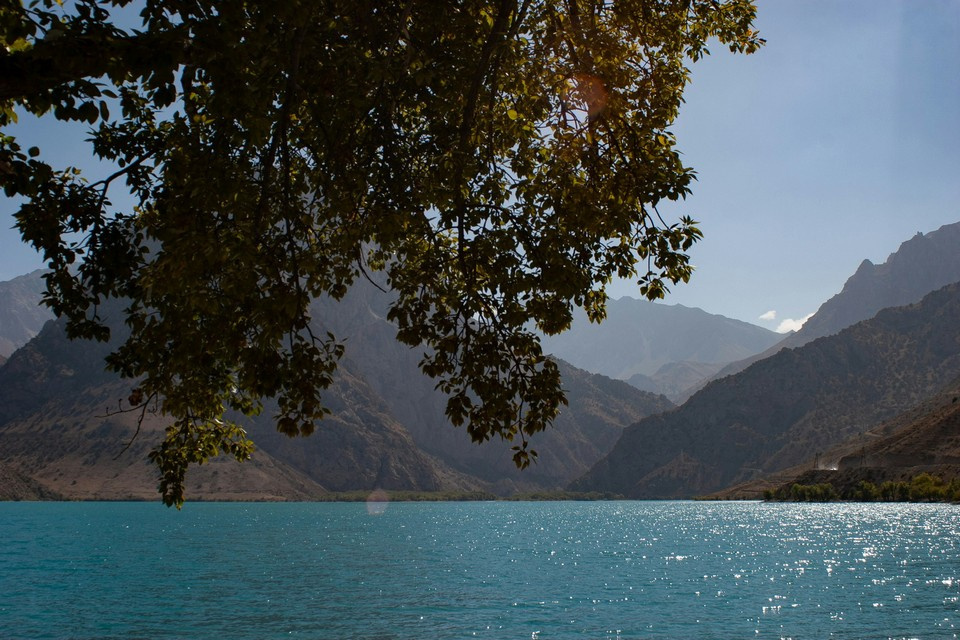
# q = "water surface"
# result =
<box><xmin>1</xmin><ymin>501</ymin><xmax>958</xmax><ymax>639</ymax></box>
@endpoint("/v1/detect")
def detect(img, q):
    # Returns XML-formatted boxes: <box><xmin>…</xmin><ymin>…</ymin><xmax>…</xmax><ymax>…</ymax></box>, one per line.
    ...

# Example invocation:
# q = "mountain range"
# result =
<box><xmin>2</xmin><ymin>220</ymin><xmax>959</xmax><ymax>502</ymax></box>
<box><xmin>0</xmin><ymin>278</ymin><xmax>671</xmax><ymax>501</ymax></box>
<box><xmin>571</xmin><ymin>281</ymin><xmax>960</xmax><ymax>497</ymax></box>
<box><xmin>714</xmin><ymin>221</ymin><xmax>960</xmax><ymax>380</ymax></box>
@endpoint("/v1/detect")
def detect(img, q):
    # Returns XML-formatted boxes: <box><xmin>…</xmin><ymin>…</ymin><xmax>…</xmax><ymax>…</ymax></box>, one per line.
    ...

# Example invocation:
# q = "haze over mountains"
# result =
<box><xmin>1</xmin><ymin>221</ymin><xmax>958</xmax><ymax>502</ymax></box>
<box><xmin>569</xmin><ymin>222</ymin><xmax>960</xmax><ymax>498</ymax></box>
<box><xmin>538</xmin><ymin>299</ymin><xmax>782</xmax><ymax>400</ymax></box>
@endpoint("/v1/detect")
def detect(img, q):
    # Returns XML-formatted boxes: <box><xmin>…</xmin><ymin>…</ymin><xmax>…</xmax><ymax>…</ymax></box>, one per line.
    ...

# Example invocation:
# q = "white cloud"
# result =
<box><xmin>776</xmin><ymin>312</ymin><xmax>814</xmax><ymax>334</ymax></box>
<box><xmin>759</xmin><ymin>310</ymin><xmax>777</xmax><ymax>321</ymax></box>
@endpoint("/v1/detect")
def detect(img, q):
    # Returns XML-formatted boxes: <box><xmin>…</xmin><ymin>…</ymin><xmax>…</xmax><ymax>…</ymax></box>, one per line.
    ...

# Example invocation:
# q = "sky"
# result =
<box><xmin>1</xmin><ymin>1</ymin><xmax>958</xmax><ymax>333</ymax></box>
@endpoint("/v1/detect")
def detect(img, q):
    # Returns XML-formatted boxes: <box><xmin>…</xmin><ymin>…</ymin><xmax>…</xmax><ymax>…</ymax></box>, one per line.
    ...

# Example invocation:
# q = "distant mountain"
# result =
<box><xmin>0</xmin><ymin>278</ymin><xmax>670</xmax><ymax>500</ymax></box>
<box><xmin>537</xmin><ymin>298</ymin><xmax>781</xmax><ymax>398</ymax></box>
<box><xmin>571</xmin><ymin>282</ymin><xmax>960</xmax><ymax>498</ymax></box>
<box><xmin>0</xmin><ymin>269</ymin><xmax>52</xmax><ymax>358</ymax></box>
<box><xmin>626</xmin><ymin>361</ymin><xmax>727</xmax><ymax>403</ymax></box>
<box><xmin>716</xmin><ymin>221</ymin><xmax>960</xmax><ymax>379</ymax></box>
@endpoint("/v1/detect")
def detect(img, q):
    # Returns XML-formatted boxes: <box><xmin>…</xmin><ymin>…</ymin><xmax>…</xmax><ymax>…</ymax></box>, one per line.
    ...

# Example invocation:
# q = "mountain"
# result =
<box><xmin>307</xmin><ymin>281</ymin><xmax>675</xmax><ymax>494</ymax></box>
<box><xmin>537</xmin><ymin>297</ymin><xmax>781</xmax><ymax>398</ymax></box>
<box><xmin>0</xmin><ymin>269</ymin><xmax>52</xmax><ymax>358</ymax></box>
<box><xmin>571</xmin><ymin>282</ymin><xmax>960</xmax><ymax>498</ymax></box>
<box><xmin>716</xmin><ymin>221</ymin><xmax>960</xmax><ymax>379</ymax></box>
<box><xmin>707</xmin><ymin>375</ymin><xmax>960</xmax><ymax>499</ymax></box>
<box><xmin>797</xmin><ymin>221</ymin><xmax>960</xmax><ymax>342</ymax></box>
<box><xmin>0</xmin><ymin>460</ymin><xmax>62</xmax><ymax>500</ymax></box>
<box><xmin>0</xmin><ymin>278</ymin><xmax>671</xmax><ymax>500</ymax></box>
<box><xmin>625</xmin><ymin>361</ymin><xmax>727</xmax><ymax>403</ymax></box>
<box><xmin>0</xmin><ymin>306</ymin><xmax>479</xmax><ymax>500</ymax></box>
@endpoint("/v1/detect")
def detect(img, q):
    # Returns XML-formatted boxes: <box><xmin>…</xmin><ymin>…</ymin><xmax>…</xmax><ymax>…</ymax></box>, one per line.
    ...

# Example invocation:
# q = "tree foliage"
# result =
<box><xmin>0</xmin><ymin>0</ymin><xmax>762</xmax><ymax>506</ymax></box>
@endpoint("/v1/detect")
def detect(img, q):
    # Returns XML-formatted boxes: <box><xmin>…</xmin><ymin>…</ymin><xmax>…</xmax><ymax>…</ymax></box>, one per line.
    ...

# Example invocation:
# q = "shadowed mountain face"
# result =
<box><xmin>537</xmin><ymin>297</ymin><xmax>781</xmax><ymax>398</ymax></box>
<box><xmin>0</xmin><ymin>270</ymin><xmax>52</xmax><ymax>358</ymax></box>
<box><xmin>0</xmin><ymin>459</ymin><xmax>62</xmax><ymax>500</ymax></box>
<box><xmin>716</xmin><ymin>221</ymin><xmax>960</xmax><ymax>379</ymax></box>
<box><xmin>0</xmin><ymin>278</ymin><xmax>671</xmax><ymax>500</ymax></box>
<box><xmin>707</xmin><ymin>376</ymin><xmax>960</xmax><ymax>500</ymax></box>
<box><xmin>832</xmin><ymin>377</ymin><xmax>960</xmax><ymax>472</ymax></box>
<box><xmin>571</xmin><ymin>282</ymin><xmax>960</xmax><ymax>498</ymax></box>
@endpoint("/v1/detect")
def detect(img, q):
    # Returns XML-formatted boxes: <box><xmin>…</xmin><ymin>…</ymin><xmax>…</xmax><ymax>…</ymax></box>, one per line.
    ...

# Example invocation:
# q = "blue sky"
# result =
<box><xmin>606</xmin><ymin>0</ymin><xmax>960</xmax><ymax>331</ymax></box>
<box><xmin>1</xmin><ymin>1</ymin><xmax>958</xmax><ymax>332</ymax></box>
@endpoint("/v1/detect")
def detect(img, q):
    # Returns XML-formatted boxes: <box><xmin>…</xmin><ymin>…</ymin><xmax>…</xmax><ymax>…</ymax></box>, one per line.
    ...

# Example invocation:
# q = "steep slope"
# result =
<box><xmin>0</xmin><ymin>269</ymin><xmax>52</xmax><ymax>358</ymax></box>
<box><xmin>572</xmin><ymin>282</ymin><xmax>960</xmax><ymax>498</ymax></box>
<box><xmin>538</xmin><ymin>298</ymin><xmax>782</xmax><ymax>382</ymax></box>
<box><xmin>708</xmin><ymin>376</ymin><xmax>960</xmax><ymax>499</ymax></box>
<box><xmin>797</xmin><ymin>221</ymin><xmax>960</xmax><ymax>342</ymax></box>
<box><xmin>0</xmin><ymin>312</ymin><xmax>478</xmax><ymax>500</ymax></box>
<box><xmin>378</xmin><ymin>359</ymin><xmax>674</xmax><ymax>494</ymax></box>
<box><xmin>246</xmin><ymin>366</ymin><xmax>482</xmax><ymax>493</ymax></box>
<box><xmin>0</xmin><ymin>460</ymin><xmax>63</xmax><ymax>500</ymax></box>
<box><xmin>834</xmin><ymin>378</ymin><xmax>960</xmax><ymax>472</ymax></box>
<box><xmin>310</xmin><ymin>282</ymin><xmax>675</xmax><ymax>493</ymax></box>
<box><xmin>717</xmin><ymin>221</ymin><xmax>960</xmax><ymax>378</ymax></box>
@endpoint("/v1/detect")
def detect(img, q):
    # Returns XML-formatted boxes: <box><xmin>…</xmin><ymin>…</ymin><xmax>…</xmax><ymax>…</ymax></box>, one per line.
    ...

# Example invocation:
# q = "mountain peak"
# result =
<box><xmin>795</xmin><ymin>221</ymin><xmax>960</xmax><ymax>345</ymax></box>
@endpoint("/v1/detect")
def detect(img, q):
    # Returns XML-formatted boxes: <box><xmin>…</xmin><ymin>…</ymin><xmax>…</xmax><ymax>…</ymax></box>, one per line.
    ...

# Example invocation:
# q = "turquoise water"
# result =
<box><xmin>1</xmin><ymin>501</ymin><xmax>958</xmax><ymax>639</ymax></box>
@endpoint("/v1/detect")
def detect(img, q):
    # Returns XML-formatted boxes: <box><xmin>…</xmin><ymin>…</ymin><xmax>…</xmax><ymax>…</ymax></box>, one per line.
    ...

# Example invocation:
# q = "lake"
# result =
<box><xmin>1</xmin><ymin>501</ymin><xmax>958</xmax><ymax>639</ymax></box>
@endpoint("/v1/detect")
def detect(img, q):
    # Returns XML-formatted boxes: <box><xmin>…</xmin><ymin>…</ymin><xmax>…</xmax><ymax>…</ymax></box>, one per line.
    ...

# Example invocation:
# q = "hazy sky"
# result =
<box><xmin>1</xmin><ymin>1</ymin><xmax>958</xmax><ymax>332</ymax></box>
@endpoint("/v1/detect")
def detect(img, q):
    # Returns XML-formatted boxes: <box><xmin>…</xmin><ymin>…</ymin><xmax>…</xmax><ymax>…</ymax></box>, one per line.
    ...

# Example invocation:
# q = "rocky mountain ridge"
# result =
<box><xmin>572</xmin><ymin>281</ymin><xmax>960</xmax><ymax>498</ymax></box>
<box><xmin>715</xmin><ymin>221</ymin><xmax>960</xmax><ymax>380</ymax></box>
